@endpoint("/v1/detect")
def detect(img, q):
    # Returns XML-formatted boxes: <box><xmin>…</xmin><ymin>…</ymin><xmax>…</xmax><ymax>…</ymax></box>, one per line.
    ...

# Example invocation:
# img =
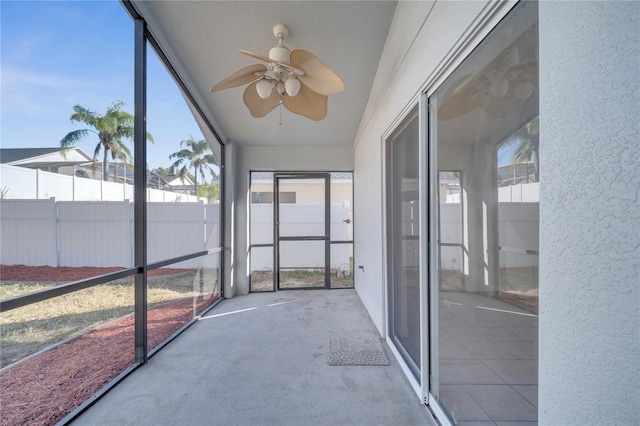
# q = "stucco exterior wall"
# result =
<box><xmin>538</xmin><ymin>2</ymin><xmax>640</xmax><ymax>423</ymax></box>
<box><xmin>355</xmin><ymin>0</ymin><xmax>638</xmax><ymax>422</ymax></box>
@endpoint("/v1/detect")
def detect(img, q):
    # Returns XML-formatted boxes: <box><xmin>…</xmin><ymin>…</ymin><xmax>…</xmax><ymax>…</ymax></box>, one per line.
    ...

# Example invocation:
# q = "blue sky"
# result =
<box><xmin>1</xmin><ymin>0</ymin><xmax>210</xmax><ymax>174</ymax></box>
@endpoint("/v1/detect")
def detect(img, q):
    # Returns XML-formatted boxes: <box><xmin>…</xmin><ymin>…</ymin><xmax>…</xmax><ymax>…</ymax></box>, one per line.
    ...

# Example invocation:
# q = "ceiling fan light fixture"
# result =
<box><xmin>514</xmin><ymin>80</ymin><xmax>534</xmax><ymax>100</ymax></box>
<box><xmin>256</xmin><ymin>79</ymin><xmax>273</xmax><ymax>99</ymax></box>
<box><xmin>490</xmin><ymin>78</ymin><xmax>509</xmax><ymax>98</ymax></box>
<box><xmin>284</xmin><ymin>76</ymin><xmax>300</xmax><ymax>97</ymax></box>
<box><xmin>272</xmin><ymin>67</ymin><xmax>287</xmax><ymax>81</ymax></box>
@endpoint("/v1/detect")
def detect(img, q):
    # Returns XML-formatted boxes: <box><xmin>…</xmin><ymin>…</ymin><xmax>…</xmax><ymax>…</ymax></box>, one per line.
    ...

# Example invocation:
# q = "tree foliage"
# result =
<box><xmin>151</xmin><ymin>166</ymin><xmax>178</xmax><ymax>177</ymax></box>
<box><xmin>198</xmin><ymin>183</ymin><xmax>220</xmax><ymax>203</ymax></box>
<box><xmin>60</xmin><ymin>101</ymin><xmax>153</xmax><ymax>181</ymax></box>
<box><xmin>169</xmin><ymin>137</ymin><xmax>217</xmax><ymax>194</ymax></box>
<box><xmin>501</xmin><ymin>116</ymin><xmax>539</xmax><ymax>182</ymax></box>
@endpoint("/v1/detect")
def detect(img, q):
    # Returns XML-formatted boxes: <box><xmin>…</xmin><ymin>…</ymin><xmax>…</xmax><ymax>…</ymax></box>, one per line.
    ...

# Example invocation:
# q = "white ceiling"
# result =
<box><xmin>132</xmin><ymin>1</ymin><xmax>397</xmax><ymax>147</ymax></box>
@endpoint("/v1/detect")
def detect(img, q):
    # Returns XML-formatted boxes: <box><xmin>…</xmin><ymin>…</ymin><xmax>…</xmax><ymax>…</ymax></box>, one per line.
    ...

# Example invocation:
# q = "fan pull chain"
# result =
<box><xmin>279</xmin><ymin>103</ymin><xmax>283</xmax><ymax>126</ymax></box>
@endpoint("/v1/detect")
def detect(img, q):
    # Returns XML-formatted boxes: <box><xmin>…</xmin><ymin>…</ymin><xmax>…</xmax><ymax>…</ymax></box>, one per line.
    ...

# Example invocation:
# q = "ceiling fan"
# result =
<box><xmin>210</xmin><ymin>24</ymin><xmax>344</xmax><ymax>121</ymax></box>
<box><xmin>438</xmin><ymin>28</ymin><xmax>538</xmax><ymax>121</ymax></box>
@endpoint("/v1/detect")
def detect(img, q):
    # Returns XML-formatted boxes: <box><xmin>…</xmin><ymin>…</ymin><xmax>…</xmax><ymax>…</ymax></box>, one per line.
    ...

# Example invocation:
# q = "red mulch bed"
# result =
<box><xmin>499</xmin><ymin>293</ymin><xmax>538</xmax><ymax>313</ymax></box>
<box><xmin>0</xmin><ymin>264</ymin><xmax>187</xmax><ymax>282</ymax></box>
<box><xmin>0</xmin><ymin>266</ymin><xmax>218</xmax><ymax>426</ymax></box>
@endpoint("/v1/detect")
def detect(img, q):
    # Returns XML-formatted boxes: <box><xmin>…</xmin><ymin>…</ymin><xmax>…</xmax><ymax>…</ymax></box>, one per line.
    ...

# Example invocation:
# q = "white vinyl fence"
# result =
<box><xmin>1</xmin><ymin>198</ymin><xmax>536</xmax><ymax>272</ymax></box>
<box><xmin>250</xmin><ymin>203</ymin><xmax>353</xmax><ymax>273</ymax></box>
<box><xmin>1</xmin><ymin>200</ymin><xmax>58</xmax><ymax>266</ymax></box>
<box><xmin>440</xmin><ymin>202</ymin><xmax>539</xmax><ymax>271</ymax></box>
<box><xmin>0</xmin><ymin>199</ymin><xmax>221</xmax><ymax>269</ymax></box>
<box><xmin>0</xmin><ymin>164</ymin><xmax>200</xmax><ymax>202</ymax></box>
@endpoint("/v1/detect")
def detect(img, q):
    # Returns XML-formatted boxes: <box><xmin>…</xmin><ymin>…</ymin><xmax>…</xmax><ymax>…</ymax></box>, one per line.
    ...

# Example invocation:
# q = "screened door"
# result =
<box><xmin>275</xmin><ymin>173</ymin><xmax>330</xmax><ymax>289</ymax></box>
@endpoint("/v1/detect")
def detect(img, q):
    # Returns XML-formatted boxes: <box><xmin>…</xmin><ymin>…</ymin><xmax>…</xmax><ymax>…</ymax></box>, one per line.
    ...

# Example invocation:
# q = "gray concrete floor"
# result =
<box><xmin>72</xmin><ymin>289</ymin><xmax>435</xmax><ymax>426</ymax></box>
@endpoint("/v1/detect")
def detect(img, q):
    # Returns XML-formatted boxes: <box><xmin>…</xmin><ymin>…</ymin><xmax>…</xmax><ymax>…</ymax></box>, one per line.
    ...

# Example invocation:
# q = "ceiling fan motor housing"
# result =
<box><xmin>269</xmin><ymin>45</ymin><xmax>291</xmax><ymax>65</ymax></box>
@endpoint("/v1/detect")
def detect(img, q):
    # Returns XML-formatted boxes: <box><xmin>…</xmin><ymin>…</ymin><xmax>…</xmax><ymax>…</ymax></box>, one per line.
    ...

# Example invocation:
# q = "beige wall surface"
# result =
<box><xmin>250</xmin><ymin>181</ymin><xmax>352</xmax><ymax>205</ymax></box>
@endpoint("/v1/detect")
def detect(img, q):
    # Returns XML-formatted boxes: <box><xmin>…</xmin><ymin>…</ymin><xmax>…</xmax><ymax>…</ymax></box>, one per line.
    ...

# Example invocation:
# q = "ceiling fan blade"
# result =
<box><xmin>239</xmin><ymin>49</ymin><xmax>272</xmax><ymax>63</ymax></box>
<box><xmin>290</xmin><ymin>49</ymin><xmax>344</xmax><ymax>96</ymax></box>
<box><xmin>210</xmin><ymin>64</ymin><xmax>267</xmax><ymax>92</ymax></box>
<box><xmin>438</xmin><ymin>29</ymin><xmax>538</xmax><ymax>121</ymax></box>
<box><xmin>281</xmin><ymin>81</ymin><xmax>328</xmax><ymax>121</ymax></box>
<box><xmin>437</xmin><ymin>74</ymin><xmax>481</xmax><ymax>121</ymax></box>
<box><xmin>239</xmin><ymin>50</ymin><xmax>296</xmax><ymax>70</ymax></box>
<box><xmin>242</xmin><ymin>81</ymin><xmax>281</xmax><ymax>118</ymax></box>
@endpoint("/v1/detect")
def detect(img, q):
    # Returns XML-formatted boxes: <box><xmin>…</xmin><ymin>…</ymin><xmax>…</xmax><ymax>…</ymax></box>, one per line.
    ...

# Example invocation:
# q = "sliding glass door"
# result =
<box><xmin>387</xmin><ymin>110</ymin><xmax>421</xmax><ymax>380</ymax></box>
<box><xmin>429</xmin><ymin>2</ymin><xmax>539</xmax><ymax>423</ymax></box>
<box><xmin>384</xmin><ymin>2</ymin><xmax>539</xmax><ymax>424</ymax></box>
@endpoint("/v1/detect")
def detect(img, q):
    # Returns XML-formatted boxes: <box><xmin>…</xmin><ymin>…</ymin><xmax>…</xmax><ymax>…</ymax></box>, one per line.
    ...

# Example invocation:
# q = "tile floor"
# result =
<box><xmin>436</xmin><ymin>291</ymin><xmax>538</xmax><ymax>425</ymax></box>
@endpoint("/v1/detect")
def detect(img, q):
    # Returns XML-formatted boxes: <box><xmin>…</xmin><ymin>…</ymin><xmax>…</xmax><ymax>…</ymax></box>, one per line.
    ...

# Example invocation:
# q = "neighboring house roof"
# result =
<box><xmin>0</xmin><ymin>147</ymin><xmax>93</xmax><ymax>168</ymax></box>
<box><xmin>159</xmin><ymin>174</ymin><xmax>194</xmax><ymax>186</ymax></box>
<box><xmin>1</xmin><ymin>148</ymin><xmax>59</xmax><ymax>164</ymax></box>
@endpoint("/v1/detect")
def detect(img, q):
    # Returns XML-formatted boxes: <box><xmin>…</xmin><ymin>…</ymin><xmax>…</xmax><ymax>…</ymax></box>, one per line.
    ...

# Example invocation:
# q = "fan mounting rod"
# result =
<box><xmin>269</xmin><ymin>24</ymin><xmax>291</xmax><ymax>65</ymax></box>
<box><xmin>273</xmin><ymin>24</ymin><xmax>288</xmax><ymax>42</ymax></box>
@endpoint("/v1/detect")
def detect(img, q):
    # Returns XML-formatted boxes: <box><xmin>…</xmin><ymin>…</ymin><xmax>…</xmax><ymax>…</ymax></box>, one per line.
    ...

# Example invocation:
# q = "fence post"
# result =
<box><xmin>200</xmin><ymin>200</ymin><xmax>206</xmax><ymax>251</ymax></box>
<box><xmin>36</xmin><ymin>169</ymin><xmax>40</xmax><ymax>199</ymax></box>
<box><xmin>52</xmin><ymin>198</ymin><xmax>60</xmax><ymax>267</ymax></box>
<box><xmin>128</xmin><ymin>200</ymin><xmax>134</xmax><ymax>267</ymax></box>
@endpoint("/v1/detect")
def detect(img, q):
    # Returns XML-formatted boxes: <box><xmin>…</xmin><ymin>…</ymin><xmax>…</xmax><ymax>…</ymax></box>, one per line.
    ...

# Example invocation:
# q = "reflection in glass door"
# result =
<box><xmin>275</xmin><ymin>173</ymin><xmax>330</xmax><ymax>289</ymax></box>
<box><xmin>429</xmin><ymin>2</ymin><xmax>539</xmax><ymax>423</ymax></box>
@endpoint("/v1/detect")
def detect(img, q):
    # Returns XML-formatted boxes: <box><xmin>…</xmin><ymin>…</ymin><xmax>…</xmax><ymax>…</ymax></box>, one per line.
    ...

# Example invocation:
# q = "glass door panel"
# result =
<box><xmin>429</xmin><ymin>2</ymin><xmax>539</xmax><ymax>423</ymax></box>
<box><xmin>387</xmin><ymin>111</ymin><xmax>421</xmax><ymax>379</ymax></box>
<box><xmin>438</xmin><ymin>171</ymin><xmax>464</xmax><ymax>292</ymax></box>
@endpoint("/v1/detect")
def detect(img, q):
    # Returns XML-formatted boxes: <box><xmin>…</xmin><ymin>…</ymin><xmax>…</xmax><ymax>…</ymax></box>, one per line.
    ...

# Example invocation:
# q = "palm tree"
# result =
<box><xmin>169</xmin><ymin>137</ymin><xmax>217</xmax><ymax>195</ymax></box>
<box><xmin>501</xmin><ymin>116</ymin><xmax>539</xmax><ymax>183</ymax></box>
<box><xmin>60</xmin><ymin>101</ymin><xmax>153</xmax><ymax>181</ymax></box>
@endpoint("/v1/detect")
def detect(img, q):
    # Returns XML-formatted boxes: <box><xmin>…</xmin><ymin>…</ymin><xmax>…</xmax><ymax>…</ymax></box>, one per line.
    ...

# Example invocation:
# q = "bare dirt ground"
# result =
<box><xmin>0</xmin><ymin>265</ymin><xmax>217</xmax><ymax>426</ymax></box>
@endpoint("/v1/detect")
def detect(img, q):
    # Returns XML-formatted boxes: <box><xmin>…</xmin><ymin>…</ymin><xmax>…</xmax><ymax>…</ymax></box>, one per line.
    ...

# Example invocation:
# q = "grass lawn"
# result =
<box><xmin>0</xmin><ymin>270</ymin><xmax>215</xmax><ymax>368</ymax></box>
<box><xmin>250</xmin><ymin>269</ymin><xmax>353</xmax><ymax>291</ymax></box>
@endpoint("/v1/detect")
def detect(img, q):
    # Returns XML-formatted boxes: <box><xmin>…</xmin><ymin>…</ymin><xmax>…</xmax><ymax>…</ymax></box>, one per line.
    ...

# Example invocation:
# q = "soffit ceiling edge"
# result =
<box><xmin>129</xmin><ymin>0</ymin><xmax>228</xmax><ymax>146</ymax></box>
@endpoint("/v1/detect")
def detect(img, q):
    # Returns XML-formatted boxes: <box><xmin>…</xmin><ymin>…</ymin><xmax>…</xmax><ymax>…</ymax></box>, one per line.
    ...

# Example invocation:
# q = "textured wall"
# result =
<box><xmin>539</xmin><ymin>2</ymin><xmax>640</xmax><ymax>424</ymax></box>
